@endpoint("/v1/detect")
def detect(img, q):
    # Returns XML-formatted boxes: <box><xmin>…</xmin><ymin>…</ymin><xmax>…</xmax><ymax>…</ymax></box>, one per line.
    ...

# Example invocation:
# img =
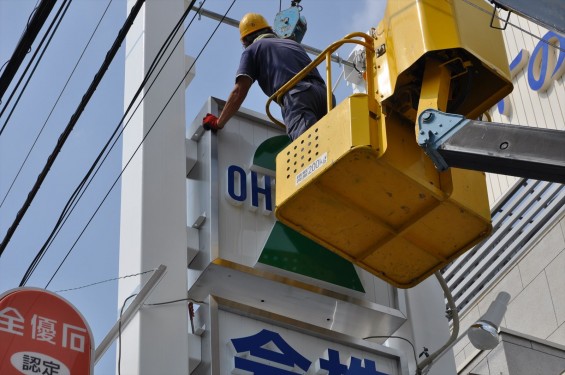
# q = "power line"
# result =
<box><xmin>117</xmin><ymin>293</ymin><xmax>137</xmax><ymax>375</ymax></box>
<box><xmin>55</xmin><ymin>269</ymin><xmax>154</xmax><ymax>293</ymax></box>
<box><xmin>41</xmin><ymin>0</ymin><xmax>208</xmax><ymax>287</ymax></box>
<box><xmin>145</xmin><ymin>298</ymin><xmax>204</xmax><ymax>307</ymax></box>
<box><xmin>0</xmin><ymin>61</ymin><xmax>9</xmax><ymax>75</ymax></box>
<box><xmin>363</xmin><ymin>335</ymin><xmax>418</xmax><ymax>369</ymax></box>
<box><xmin>22</xmin><ymin>0</ymin><xmax>202</xmax><ymax>288</ymax></box>
<box><xmin>0</xmin><ymin>0</ymin><xmax>56</xmax><ymax>102</ymax></box>
<box><xmin>459</xmin><ymin>0</ymin><xmax>565</xmax><ymax>53</ymax></box>
<box><xmin>41</xmin><ymin>0</ymin><xmax>236</xmax><ymax>288</ymax></box>
<box><xmin>194</xmin><ymin>6</ymin><xmax>354</xmax><ymax>68</ymax></box>
<box><xmin>0</xmin><ymin>0</ymin><xmax>113</xmax><ymax>211</ymax></box>
<box><xmin>0</xmin><ymin>0</ymin><xmax>72</xmax><ymax>136</ymax></box>
<box><xmin>0</xmin><ymin>0</ymin><xmax>147</xmax><ymax>259</ymax></box>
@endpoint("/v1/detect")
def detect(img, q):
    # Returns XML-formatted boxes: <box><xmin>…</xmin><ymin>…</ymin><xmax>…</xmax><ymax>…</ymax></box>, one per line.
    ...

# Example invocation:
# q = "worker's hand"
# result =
<box><xmin>202</xmin><ymin>113</ymin><xmax>221</xmax><ymax>132</ymax></box>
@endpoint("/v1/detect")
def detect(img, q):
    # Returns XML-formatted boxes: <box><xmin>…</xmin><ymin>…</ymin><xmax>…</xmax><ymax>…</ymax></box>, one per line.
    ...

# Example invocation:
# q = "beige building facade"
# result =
<box><xmin>446</xmin><ymin>11</ymin><xmax>565</xmax><ymax>374</ymax></box>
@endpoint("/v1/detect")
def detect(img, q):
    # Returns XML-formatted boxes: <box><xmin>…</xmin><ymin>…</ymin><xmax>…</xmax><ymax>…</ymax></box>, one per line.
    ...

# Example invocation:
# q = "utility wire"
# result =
<box><xmin>460</xmin><ymin>0</ymin><xmax>565</xmax><ymax>53</ymax></box>
<box><xmin>0</xmin><ymin>0</ymin><xmax>113</xmax><ymax>210</ymax></box>
<box><xmin>41</xmin><ymin>0</ymin><xmax>235</xmax><ymax>288</ymax></box>
<box><xmin>20</xmin><ymin>0</ymin><xmax>155</xmax><ymax>288</ymax></box>
<box><xmin>0</xmin><ymin>0</ymin><xmax>146</xmax><ymax>259</ymax></box>
<box><xmin>55</xmin><ymin>269</ymin><xmax>154</xmax><ymax>293</ymax></box>
<box><xmin>27</xmin><ymin>3</ymin><xmax>40</xmax><ymax>26</ymax></box>
<box><xmin>0</xmin><ymin>61</ymin><xmax>9</xmax><ymax>75</ymax></box>
<box><xmin>41</xmin><ymin>0</ymin><xmax>212</xmax><ymax>287</ymax></box>
<box><xmin>0</xmin><ymin>0</ymin><xmax>71</xmax><ymax>136</ymax></box>
<box><xmin>363</xmin><ymin>335</ymin><xmax>418</xmax><ymax>369</ymax></box>
<box><xmin>0</xmin><ymin>0</ymin><xmax>56</xmax><ymax>102</ymax></box>
<box><xmin>0</xmin><ymin>0</ymin><xmax>64</xmax><ymax>117</ymax></box>
<box><xmin>23</xmin><ymin>0</ymin><xmax>201</xmax><ymax>288</ymax></box>
<box><xmin>117</xmin><ymin>293</ymin><xmax>137</xmax><ymax>375</ymax></box>
<box><xmin>146</xmin><ymin>297</ymin><xmax>206</xmax><ymax>306</ymax></box>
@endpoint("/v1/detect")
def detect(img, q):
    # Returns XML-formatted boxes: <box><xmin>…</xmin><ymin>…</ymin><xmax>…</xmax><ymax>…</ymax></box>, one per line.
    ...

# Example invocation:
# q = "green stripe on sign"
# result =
<box><xmin>259</xmin><ymin>222</ymin><xmax>365</xmax><ymax>292</ymax></box>
<box><xmin>253</xmin><ymin>135</ymin><xmax>291</xmax><ymax>171</ymax></box>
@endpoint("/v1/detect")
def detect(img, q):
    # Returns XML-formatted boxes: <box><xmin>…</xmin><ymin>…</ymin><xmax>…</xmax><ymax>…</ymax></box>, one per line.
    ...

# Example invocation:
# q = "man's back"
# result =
<box><xmin>202</xmin><ymin>15</ymin><xmax>332</xmax><ymax>141</ymax></box>
<box><xmin>237</xmin><ymin>37</ymin><xmax>325</xmax><ymax>97</ymax></box>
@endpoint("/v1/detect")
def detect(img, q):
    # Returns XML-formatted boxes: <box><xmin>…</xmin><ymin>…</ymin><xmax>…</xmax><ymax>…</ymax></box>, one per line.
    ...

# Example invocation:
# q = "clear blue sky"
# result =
<box><xmin>0</xmin><ymin>0</ymin><xmax>384</xmax><ymax>373</ymax></box>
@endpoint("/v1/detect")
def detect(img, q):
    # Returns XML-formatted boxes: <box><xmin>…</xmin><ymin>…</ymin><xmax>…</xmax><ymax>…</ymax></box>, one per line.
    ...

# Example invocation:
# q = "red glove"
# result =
<box><xmin>202</xmin><ymin>113</ymin><xmax>220</xmax><ymax>132</ymax></box>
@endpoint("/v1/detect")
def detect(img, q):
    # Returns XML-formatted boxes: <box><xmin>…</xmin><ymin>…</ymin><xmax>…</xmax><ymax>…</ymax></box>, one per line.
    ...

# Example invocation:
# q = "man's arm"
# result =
<box><xmin>216</xmin><ymin>75</ymin><xmax>253</xmax><ymax>128</ymax></box>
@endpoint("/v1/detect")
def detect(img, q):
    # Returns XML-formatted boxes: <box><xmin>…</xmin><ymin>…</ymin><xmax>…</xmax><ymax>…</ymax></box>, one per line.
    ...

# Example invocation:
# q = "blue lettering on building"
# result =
<box><xmin>527</xmin><ymin>31</ymin><xmax>565</xmax><ymax>91</ymax></box>
<box><xmin>497</xmin><ymin>31</ymin><xmax>565</xmax><ymax>115</ymax></box>
<box><xmin>230</xmin><ymin>329</ymin><xmax>390</xmax><ymax>375</ymax></box>
<box><xmin>318</xmin><ymin>348</ymin><xmax>388</xmax><ymax>375</ymax></box>
<box><xmin>227</xmin><ymin>165</ymin><xmax>247</xmax><ymax>203</ymax></box>
<box><xmin>226</xmin><ymin>165</ymin><xmax>274</xmax><ymax>212</ymax></box>
<box><xmin>318</xmin><ymin>348</ymin><xmax>348</xmax><ymax>374</ymax></box>
<box><xmin>251</xmin><ymin>171</ymin><xmax>273</xmax><ymax>211</ymax></box>
<box><xmin>231</xmin><ymin>329</ymin><xmax>311</xmax><ymax>374</ymax></box>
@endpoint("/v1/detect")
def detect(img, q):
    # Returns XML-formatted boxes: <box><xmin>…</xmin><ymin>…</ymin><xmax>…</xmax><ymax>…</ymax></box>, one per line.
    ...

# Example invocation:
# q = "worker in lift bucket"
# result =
<box><xmin>202</xmin><ymin>13</ymin><xmax>334</xmax><ymax>140</ymax></box>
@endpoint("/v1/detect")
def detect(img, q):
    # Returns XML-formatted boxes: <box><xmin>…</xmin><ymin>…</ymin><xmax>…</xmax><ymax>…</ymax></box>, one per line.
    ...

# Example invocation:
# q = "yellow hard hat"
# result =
<box><xmin>239</xmin><ymin>13</ymin><xmax>270</xmax><ymax>40</ymax></box>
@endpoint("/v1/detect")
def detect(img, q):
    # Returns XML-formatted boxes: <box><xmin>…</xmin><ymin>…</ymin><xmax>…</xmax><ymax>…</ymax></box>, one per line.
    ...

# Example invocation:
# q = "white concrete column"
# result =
<box><xmin>407</xmin><ymin>277</ymin><xmax>457</xmax><ymax>374</ymax></box>
<box><xmin>118</xmin><ymin>0</ymin><xmax>188</xmax><ymax>374</ymax></box>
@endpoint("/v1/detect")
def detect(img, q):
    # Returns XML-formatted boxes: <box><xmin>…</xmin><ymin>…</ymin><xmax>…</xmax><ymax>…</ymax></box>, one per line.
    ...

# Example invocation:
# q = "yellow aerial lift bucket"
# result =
<box><xmin>275</xmin><ymin>94</ymin><xmax>492</xmax><ymax>288</ymax></box>
<box><xmin>268</xmin><ymin>0</ymin><xmax>512</xmax><ymax>288</ymax></box>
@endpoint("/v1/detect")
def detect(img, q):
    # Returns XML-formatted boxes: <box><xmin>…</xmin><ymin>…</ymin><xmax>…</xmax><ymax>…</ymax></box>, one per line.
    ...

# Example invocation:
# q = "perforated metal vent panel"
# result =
<box><xmin>282</xmin><ymin>128</ymin><xmax>322</xmax><ymax>181</ymax></box>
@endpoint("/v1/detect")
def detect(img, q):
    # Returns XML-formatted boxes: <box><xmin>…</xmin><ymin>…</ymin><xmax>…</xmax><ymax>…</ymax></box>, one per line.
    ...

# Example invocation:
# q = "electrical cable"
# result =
<box><xmin>0</xmin><ymin>0</ymin><xmax>113</xmax><ymax>211</ymax></box>
<box><xmin>363</xmin><ymin>335</ymin><xmax>418</xmax><ymax>368</ymax></box>
<box><xmin>43</xmin><ymin>0</ymin><xmax>235</xmax><ymax>288</ymax></box>
<box><xmin>0</xmin><ymin>0</ymin><xmax>71</xmax><ymax>135</ymax></box>
<box><xmin>0</xmin><ymin>0</ymin><xmax>147</xmax><ymax>260</ymax></box>
<box><xmin>39</xmin><ymin>0</ymin><xmax>236</xmax><ymax>287</ymax></box>
<box><xmin>146</xmin><ymin>298</ymin><xmax>206</xmax><ymax>306</ymax></box>
<box><xmin>27</xmin><ymin>5</ymin><xmax>40</xmax><ymax>26</ymax></box>
<box><xmin>415</xmin><ymin>271</ymin><xmax>460</xmax><ymax>375</ymax></box>
<box><xmin>0</xmin><ymin>0</ymin><xmax>57</xmax><ymax>102</ymax></box>
<box><xmin>22</xmin><ymin>0</ymin><xmax>169</xmax><ymax>283</ymax></box>
<box><xmin>366</xmin><ymin>276</ymin><xmax>460</xmax><ymax>375</ymax></box>
<box><xmin>0</xmin><ymin>61</ymin><xmax>9</xmax><ymax>75</ymax></box>
<box><xmin>22</xmin><ymin>0</ymin><xmax>201</xmax><ymax>287</ymax></box>
<box><xmin>459</xmin><ymin>0</ymin><xmax>565</xmax><ymax>53</ymax></box>
<box><xmin>0</xmin><ymin>0</ymin><xmax>67</xmax><ymax>119</ymax></box>
<box><xmin>117</xmin><ymin>293</ymin><xmax>137</xmax><ymax>375</ymax></box>
<box><xmin>54</xmin><ymin>269</ymin><xmax>154</xmax><ymax>293</ymax></box>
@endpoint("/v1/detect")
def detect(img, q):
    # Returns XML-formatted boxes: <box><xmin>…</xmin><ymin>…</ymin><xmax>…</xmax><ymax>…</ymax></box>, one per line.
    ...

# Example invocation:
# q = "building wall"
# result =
<box><xmin>454</xmin><ymin>209</ymin><xmax>565</xmax><ymax>371</ymax></box>
<box><xmin>485</xmin><ymin>13</ymin><xmax>564</xmax><ymax>205</ymax></box>
<box><xmin>451</xmin><ymin>12</ymin><xmax>565</xmax><ymax>371</ymax></box>
<box><xmin>460</xmin><ymin>329</ymin><xmax>565</xmax><ymax>375</ymax></box>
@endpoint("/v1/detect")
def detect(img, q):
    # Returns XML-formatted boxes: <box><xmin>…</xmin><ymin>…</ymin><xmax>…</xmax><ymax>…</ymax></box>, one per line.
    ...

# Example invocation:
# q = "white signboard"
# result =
<box><xmin>218</xmin><ymin>309</ymin><xmax>402</xmax><ymax>375</ymax></box>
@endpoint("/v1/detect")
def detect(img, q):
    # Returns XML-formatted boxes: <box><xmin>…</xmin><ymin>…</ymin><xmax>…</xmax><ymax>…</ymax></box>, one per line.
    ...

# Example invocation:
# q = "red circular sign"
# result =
<box><xmin>0</xmin><ymin>288</ymin><xmax>93</xmax><ymax>375</ymax></box>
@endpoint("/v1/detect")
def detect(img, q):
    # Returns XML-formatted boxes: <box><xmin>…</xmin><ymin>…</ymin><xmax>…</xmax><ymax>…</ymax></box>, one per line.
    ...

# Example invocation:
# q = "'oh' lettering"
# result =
<box><xmin>226</xmin><ymin>165</ymin><xmax>273</xmax><ymax>214</ymax></box>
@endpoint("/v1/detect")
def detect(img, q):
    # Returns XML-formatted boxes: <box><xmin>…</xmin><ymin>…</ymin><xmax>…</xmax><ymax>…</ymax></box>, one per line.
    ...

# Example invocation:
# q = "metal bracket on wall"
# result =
<box><xmin>186</xmin><ymin>137</ymin><xmax>199</xmax><ymax>176</ymax></box>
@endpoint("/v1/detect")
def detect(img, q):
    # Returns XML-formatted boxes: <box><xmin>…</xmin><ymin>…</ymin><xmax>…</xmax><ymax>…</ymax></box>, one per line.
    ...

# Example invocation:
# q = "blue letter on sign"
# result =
<box><xmin>318</xmin><ymin>349</ymin><xmax>348</xmax><ymax>375</ymax></box>
<box><xmin>231</xmin><ymin>329</ymin><xmax>311</xmax><ymax>374</ymax></box>
<box><xmin>528</xmin><ymin>31</ymin><xmax>565</xmax><ymax>92</ymax></box>
<box><xmin>348</xmin><ymin>356</ymin><xmax>388</xmax><ymax>375</ymax></box>
<box><xmin>318</xmin><ymin>349</ymin><xmax>389</xmax><ymax>375</ymax></box>
<box><xmin>227</xmin><ymin>165</ymin><xmax>247</xmax><ymax>203</ymax></box>
<box><xmin>251</xmin><ymin>171</ymin><xmax>273</xmax><ymax>212</ymax></box>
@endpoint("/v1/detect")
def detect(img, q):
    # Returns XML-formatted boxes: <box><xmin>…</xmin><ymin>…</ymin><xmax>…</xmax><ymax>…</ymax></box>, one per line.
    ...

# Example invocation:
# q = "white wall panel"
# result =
<box><xmin>486</xmin><ymin>15</ymin><xmax>564</xmax><ymax>205</ymax></box>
